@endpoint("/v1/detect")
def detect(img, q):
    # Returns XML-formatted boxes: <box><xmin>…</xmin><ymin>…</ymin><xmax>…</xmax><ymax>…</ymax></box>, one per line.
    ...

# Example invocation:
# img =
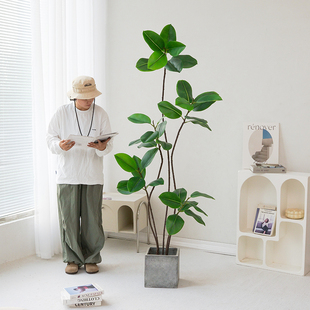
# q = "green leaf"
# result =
<box><xmin>180</xmin><ymin>201</ymin><xmax>199</xmax><ymax>212</ymax></box>
<box><xmin>148</xmin><ymin>178</ymin><xmax>164</xmax><ymax>187</ymax></box>
<box><xmin>129</xmin><ymin>139</ymin><xmax>141</xmax><ymax>146</ymax></box>
<box><xmin>132</xmin><ymin>156</ymin><xmax>146</xmax><ymax>179</ymax></box>
<box><xmin>179</xmin><ymin>202</ymin><xmax>192</xmax><ymax>212</ymax></box>
<box><xmin>159</xmin><ymin>192</ymin><xmax>182</xmax><ymax>209</ymax></box>
<box><xmin>128</xmin><ymin>113</ymin><xmax>151</xmax><ymax>124</ymax></box>
<box><xmin>191</xmin><ymin>191</ymin><xmax>215</xmax><ymax>200</ymax></box>
<box><xmin>115</xmin><ymin>153</ymin><xmax>137</xmax><ymax>172</ymax></box>
<box><xmin>127</xmin><ymin>176</ymin><xmax>145</xmax><ymax>192</ymax></box>
<box><xmin>193</xmin><ymin>92</ymin><xmax>222</xmax><ymax>112</ymax></box>
<box><xmin>157</xmin><ymin>140</ymin><xmax>172</xmax><ymax>151</ymax></box>
<box><xmin>175</xmin><ymin>97</ymin><xmax>193</xmax><ymax>111</ymax></box>
<box><xmin>195</xmin><ymin>91</ymin><xmax>222</xmax><ymax>103</ymax></box>
<box><xmin>185</xmin><ymin>209</ymin><xmax>206</xmax><ymax>225</ymax></box>
<box><xmin>187</xmin><ymin>200</ymin><xmax>198</xmax><ymax>207</ymax></box>
<box><xmin>193</xmin><ymin>205</ymin><xmax>208</xmax><ymax>217</ymax></box>
<box><xmin>193</xmin><ymin>101</ymin><xmax>216</xmax><ymax>112</ymax></box>
<box><xmin>143</xmin><ymin>30</ymin><xmax>165</xmax><ymax>52</ymax></box>
<box><xmin>173</xmin><ymin>55</ymin><xmax>197</xmax><ymax>68</ymax></box>
<box><xmin>138</xmin><ymin>141</ymin><xmax>157</xmax><ymax>148</ymax></box>
<box><xmin>160</xmin><ymin>24</ymin><xmax>176</xmax><ymax>45</ymax></box>
<box><xmin>141</xmin><ymin>148</ymin><xmax>158</xmax><ymax>169</ymax></box>
<box><xmin>158</xmin><ymin>101</ymin><xmax>182</xmax><ymax>119</ymax></box>
<box><xmin>177</xmin><ymin>80</ymin><xmax>193</xmax><ymax>102</ymax></box>
<box><xmin>166</xmin><ymin>214</ymin><xmax>184</xmax><ymax>235</ymax></box>
<box><xmin>141</xmin><ymin>131</ymin><xmax>154</xmax><ymax>142</ymax></box>
<box><xmin>156</xmin><ymin>120</ymin><xmax>167</xmax><ymax>137</ymax></box>
<box><xmin>167</xmin><ymin>41</ymin><xmax>186</xmax><ymax>57</ymax></box>
<box><xmin>165</xmin><ymin>57</ymin><xmax>183</xmax><ymax>73</ymax></box>
<box><xmin>148</xmin><ymin>51</ymin><xmax>167</xmax><ymax>70</ymax></box>
<box><xmin>140</xmin><ymin>131</ymin><xmax>159</xmax><ymax>143</ymax></box>
<box><xmin>173</xmin><ymin>188</ymin><xmax>187</xmax><ymax>203</ymax></box>
<box><xmin>117</xmin><ymin>180</ymin><xmax>131</xmax><ymax>195</ymax></box>
<box><xmin>136</xmin><ymin>58</ymin><xmax>153</xmax><ymax>72</ymax></box>
<box><xmin>185</xmin><ymin>116</ymin><xmax>211</xmax><ymax>131</ymax></box>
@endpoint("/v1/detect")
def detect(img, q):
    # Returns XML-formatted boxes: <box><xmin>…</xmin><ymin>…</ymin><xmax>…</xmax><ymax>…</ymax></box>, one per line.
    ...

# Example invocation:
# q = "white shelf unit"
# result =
<box><xmin>101</xmin><ymin>192</ymin><xmax>149</xmax><ymax>252</ymax></box>
<box><xmin>237</xmin><ymin>170</ymin><xmax>310</xmax><ymax>275</ymax></box>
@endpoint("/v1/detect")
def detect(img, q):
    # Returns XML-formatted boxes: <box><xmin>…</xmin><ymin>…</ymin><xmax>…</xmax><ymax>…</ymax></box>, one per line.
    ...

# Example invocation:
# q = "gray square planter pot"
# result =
<box><xmin>144</xmin><ymin>247</ymin><xmax>180</xmax><ymax>288</ymax></box>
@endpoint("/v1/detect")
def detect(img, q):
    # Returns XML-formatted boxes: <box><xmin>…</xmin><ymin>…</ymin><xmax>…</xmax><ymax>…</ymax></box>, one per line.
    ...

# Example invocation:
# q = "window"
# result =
<box><xmin>0</xmin><ymin>0</ymin><xmax>34</xmax><ymax>218</ymax></box>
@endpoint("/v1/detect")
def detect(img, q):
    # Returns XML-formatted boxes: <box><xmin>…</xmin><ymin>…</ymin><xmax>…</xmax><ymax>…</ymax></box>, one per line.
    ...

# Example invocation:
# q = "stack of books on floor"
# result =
<box><xmin>61</xmin><ymin>283</ymin><xmax>104</xmax><ymax>307</ymax></box>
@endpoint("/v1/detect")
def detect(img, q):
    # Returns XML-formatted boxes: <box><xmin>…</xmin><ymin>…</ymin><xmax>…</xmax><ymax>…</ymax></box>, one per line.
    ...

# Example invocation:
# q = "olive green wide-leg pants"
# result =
<box><xmin>57</xmin><ymin>184</ymin><xmax>105</xmax><ymax>267</ymax></box>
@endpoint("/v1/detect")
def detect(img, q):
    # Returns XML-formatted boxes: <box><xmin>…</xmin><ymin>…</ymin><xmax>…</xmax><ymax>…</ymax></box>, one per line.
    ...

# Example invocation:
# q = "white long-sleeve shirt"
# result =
<box><xmin>46</xmin><ymin>102</ymin><xmax>112</xmax><ymax>185</ymax></box>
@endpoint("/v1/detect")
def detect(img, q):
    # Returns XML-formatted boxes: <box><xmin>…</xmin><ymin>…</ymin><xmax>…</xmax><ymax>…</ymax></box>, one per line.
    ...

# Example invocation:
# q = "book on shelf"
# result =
<box><xmin>253</xmin><ymin>205</ymin><xmax>277</xmax><ymax>236</ymax></box>
<box><xmin>61</xmin><ymin>283</ymin><xmax>104</xmax><ymax>307</ymax></box>
<box><xmin>250</xmin><ymin>163</ymin><xmax>286</xmax><ymax>173</ymax></box>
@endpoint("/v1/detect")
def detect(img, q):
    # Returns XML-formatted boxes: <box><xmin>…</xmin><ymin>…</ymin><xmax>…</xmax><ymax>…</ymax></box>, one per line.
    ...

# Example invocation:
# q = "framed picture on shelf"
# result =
<box><xmin>242</xmin><ymin>123</ymin><xmax>279</xmax><ymax>169</ymax></box>
<box><xmin>253</xmin><ymin>207</ymin><xmax>276</xmax><ymax>236</ymax></box>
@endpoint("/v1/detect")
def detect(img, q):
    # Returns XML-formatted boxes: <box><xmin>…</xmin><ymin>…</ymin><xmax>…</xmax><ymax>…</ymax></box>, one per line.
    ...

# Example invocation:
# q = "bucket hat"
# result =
<box><xmin>67</xmin><ymin>76</ymin><xmax>102</xmax><ymax>100</ymax></box>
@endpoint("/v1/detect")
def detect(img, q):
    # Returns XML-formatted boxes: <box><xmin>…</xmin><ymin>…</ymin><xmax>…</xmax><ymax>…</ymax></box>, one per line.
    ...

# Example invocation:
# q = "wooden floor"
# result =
<box><xmin>1</xmin><ymin>238</ymin><xmax>310</xmax><ymax>310</ymax></box>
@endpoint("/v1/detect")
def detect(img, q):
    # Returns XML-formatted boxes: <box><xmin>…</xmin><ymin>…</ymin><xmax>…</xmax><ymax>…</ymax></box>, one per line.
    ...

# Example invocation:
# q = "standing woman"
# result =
<box><xmin>47</xmin><ymin>76</ymin><xmax>112</xmax><ymax>274</ymax></box>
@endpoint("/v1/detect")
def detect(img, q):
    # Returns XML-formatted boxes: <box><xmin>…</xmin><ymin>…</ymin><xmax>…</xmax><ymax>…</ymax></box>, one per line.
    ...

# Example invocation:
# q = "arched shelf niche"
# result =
<box><xmin>118</xmin><ymin>205</ymin><xmax>134</xmax><ymax>233</ymax></box>
<box><xmin>280</xmin><ymin>179</ymin><xmax>305</xmax><ymax>219</ymax></box>
<box><xmin>239</xmin><ymin>175</ymin><xmax>276</xmax><ymax>233</ymax></box>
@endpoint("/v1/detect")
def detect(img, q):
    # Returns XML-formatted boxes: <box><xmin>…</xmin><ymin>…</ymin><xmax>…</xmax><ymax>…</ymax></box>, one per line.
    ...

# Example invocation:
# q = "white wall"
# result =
<box><xmin>104</xmin><ymin>0</ymin><xmax>310</xmax><ymax>245</ymax></box>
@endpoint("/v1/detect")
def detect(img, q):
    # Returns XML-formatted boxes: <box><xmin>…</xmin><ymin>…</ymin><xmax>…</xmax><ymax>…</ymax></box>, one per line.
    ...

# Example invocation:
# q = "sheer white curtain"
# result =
<box><xmin>31</xmin><ymin>0</ymin><xmax>107</xmax><ymax>259</ymax></box>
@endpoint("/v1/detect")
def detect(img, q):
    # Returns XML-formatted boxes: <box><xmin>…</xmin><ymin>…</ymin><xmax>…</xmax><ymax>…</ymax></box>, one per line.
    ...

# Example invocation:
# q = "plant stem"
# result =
<box><xmin>164</xmin><ymin>114</ymin><xmax>190</xmax><ymax>253</ymax></box>
<box><xmin>165</xmin><ymin>235</ymin><xmax>172</xmax><ymax>255</ymax></box>
<box><xmin>161</xmin><ymin>67</ymin><xmax>171</xmax><ymax>193</ymax></box>
<box><xmin>161</xmin><ymin>67</ymin><xmax>171</xmax><ymax>253</ymax></box>
<box><xmin>161</xmin><ymin>68</ymin><xmax>166</xmax><ymax>101</ymax></box>
<box><xmin>145</xmin><ymin>190</ymin><xmax>159</xmax><ymax>251</ymax></box>
<box><xmin>162</xmin><ymin>205</ymin><xmax>169</xmax><ymax>253</ymax></box>
<box><xmin>170</xmin><ymin>112</ymin><xmax>190</xmax><ymax>190</ymax></box>
<box><xmin>148</xmin><ymin>147</ymin><xmax>164</xmax><ymax>254</ymax></box>
<box><xmin>162</xmin><ymin>146</ymin><xmax>171</xmax><ymax>253</ymax></box>
<box><xmin>150</xmin><ymin>147</ymin><xmax>164</xmax><ymax>197</ymax></box>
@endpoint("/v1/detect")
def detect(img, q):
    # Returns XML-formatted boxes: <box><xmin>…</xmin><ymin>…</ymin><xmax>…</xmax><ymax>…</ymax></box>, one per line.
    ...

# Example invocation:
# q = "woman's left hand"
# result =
<box><xmin>88</xmin><ymin>138</ymin><xmax>111</xmax><ymax>151</ymax></box>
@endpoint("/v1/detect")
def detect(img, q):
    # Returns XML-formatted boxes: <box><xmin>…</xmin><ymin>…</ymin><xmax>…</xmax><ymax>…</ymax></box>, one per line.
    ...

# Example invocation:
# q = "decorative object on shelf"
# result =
<box><xmin>253</xmin><ymin>206</ymin><xmax>277</xmax><ymax>236</ymax></box>
<box><xmin>242</xmin><ymin>123</ymin><xmax>279</xmax><ymax>169</ymax></box>
<box><xmin>285</xmin><ymin>208</ymin><xmax>304</xmax><ymax>219</ymax></box>
<box><xmin>114</xmin><ymin>24</ymin><xmax>222</xmax><ymax>288</ymax></box>
<box><xmin>237</xmin><ymin>170</ymin><xmax>310</xmax><ymax>275</ymax></box>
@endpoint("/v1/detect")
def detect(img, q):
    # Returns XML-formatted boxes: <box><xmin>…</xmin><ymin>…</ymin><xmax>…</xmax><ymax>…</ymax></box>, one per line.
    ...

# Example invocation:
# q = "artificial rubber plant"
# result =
<box><xmin>115</xmin><ymin>24</ymin><xmax>222</xmax><ymax>255</ymax></box>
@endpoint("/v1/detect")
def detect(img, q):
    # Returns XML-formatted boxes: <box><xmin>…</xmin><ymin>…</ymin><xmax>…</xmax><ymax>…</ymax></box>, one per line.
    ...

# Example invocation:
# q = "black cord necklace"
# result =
<box><xmin>74</xmin><ymin>99</ymin><xmax>95</xmax><ymax>137</ymax></box>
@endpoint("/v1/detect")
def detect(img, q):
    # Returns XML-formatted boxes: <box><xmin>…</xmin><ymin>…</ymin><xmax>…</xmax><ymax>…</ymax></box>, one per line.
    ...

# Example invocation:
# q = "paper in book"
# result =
<box><xmin>67</xmin><ymin>132</ymin><xmax>118</xmax><ymax>149</ymax></box>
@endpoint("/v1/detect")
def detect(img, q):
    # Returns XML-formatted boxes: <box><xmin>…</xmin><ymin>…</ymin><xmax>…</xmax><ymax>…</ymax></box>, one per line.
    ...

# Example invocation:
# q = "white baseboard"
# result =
<box><xmin>106</xmin><ymin>231</ymin><xmax>236</xmax><ymax>256</ymax></box>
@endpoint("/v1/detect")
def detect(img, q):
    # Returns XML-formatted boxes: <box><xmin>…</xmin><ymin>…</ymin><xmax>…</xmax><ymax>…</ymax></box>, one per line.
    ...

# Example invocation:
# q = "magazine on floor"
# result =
<box><xmin>61</xmin><ymin>283</ymin><xmax>104</xmax><ymax>303</ymax></box>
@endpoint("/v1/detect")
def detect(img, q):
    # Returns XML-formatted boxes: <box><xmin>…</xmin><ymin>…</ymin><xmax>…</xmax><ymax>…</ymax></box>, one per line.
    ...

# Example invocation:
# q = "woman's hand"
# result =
<box><xmin>88</xmin><ymin>138</ymin><xmax>111</xmax><ymax>151</ymax></box>
<box><xmin>59</xmin><ymin>139</ymin><xmax>75</xmax><ymax>151</ymax></box>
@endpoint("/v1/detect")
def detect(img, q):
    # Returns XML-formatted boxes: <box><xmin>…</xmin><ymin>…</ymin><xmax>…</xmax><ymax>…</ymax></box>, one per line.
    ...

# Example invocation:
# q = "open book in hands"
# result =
<box><xmin>67</xmin><ymin>132</ymin><xmax>118</xmax><ymax>149</ymax></box>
